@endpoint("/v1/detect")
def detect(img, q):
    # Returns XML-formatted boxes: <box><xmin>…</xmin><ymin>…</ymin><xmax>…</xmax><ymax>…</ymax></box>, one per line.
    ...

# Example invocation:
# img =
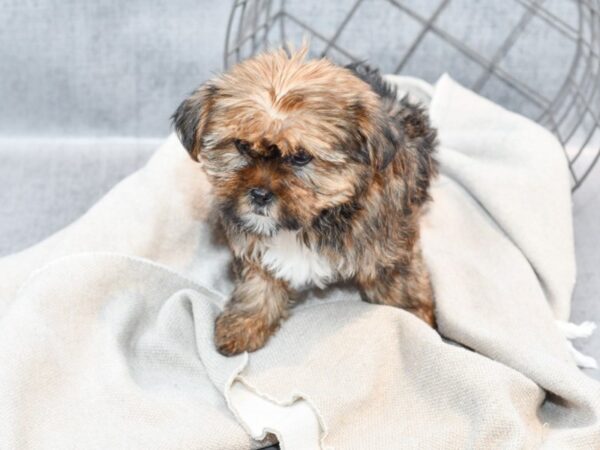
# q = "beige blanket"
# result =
<box><xmin>0</xmin><ymin>75</ymin><xmax>598</xmax><ymax>449</ymax></box>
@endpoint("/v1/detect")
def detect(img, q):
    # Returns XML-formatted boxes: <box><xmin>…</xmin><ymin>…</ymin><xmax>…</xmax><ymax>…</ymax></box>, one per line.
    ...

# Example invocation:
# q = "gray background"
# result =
<box><xmin>0</xmin><ymin>0</ymin><xmax>590</xmax><ymax>137</ymax></box>
<box><xmin>0</xmin><ymin>0</ymin><xmax>231</xmax><ymax>137</ymax></box>
<box><xmin>0</xmin><ymin>0</ymin><xmax>598</xmax><ymax>380</ymax></box>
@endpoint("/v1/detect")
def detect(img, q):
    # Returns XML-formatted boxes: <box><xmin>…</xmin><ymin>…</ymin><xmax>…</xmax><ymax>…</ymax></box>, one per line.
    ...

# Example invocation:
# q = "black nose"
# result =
<box><xmin>249</xmin><ymin>187</ymin><xmax>274</xmax><ymax>206</ymax></box>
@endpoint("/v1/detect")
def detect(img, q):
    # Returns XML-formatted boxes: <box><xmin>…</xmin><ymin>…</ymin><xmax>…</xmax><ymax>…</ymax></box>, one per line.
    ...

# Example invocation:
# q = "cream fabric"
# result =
<box><xmin>0</xmin><ymin>75</ymin><xmax>598</xmax><ymax>449</ymax></box>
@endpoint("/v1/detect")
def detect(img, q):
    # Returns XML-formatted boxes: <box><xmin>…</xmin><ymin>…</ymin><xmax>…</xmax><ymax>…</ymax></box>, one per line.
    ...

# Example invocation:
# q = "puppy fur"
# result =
<box><xmin>173</xmin><ymin>48</ymin><xmax>438</xmax><ymax>356</ymax></box>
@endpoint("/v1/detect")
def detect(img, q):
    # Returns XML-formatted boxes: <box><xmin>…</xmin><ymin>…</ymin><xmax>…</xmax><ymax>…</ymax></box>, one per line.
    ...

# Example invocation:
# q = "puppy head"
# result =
<box><xmin>173</xmin><ymin>49</ymin><xmax>401</xmax><ymax>236</ymax></box>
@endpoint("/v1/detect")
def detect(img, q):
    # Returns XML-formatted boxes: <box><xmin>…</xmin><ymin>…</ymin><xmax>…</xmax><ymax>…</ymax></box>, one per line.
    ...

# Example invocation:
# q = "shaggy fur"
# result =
<box><xmin>173</xmin><ymin>48</ymin><xmax>438</xmax><ymax>356</ymax></box>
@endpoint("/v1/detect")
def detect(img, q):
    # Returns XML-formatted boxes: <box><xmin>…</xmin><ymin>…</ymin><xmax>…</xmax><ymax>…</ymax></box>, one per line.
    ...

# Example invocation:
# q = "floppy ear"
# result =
<box><xmin>396</xmin><ymin>96</ymin><xmax>438</xmax><ymax>206</ymax></box>
<box><xmin>171</xmin><ymin>83</ymin><xmax>218</xmax><ymax>161</ymax></box>
<box><xmin>346</xmin><ymin>63</ymin><xmax>403</xmax><ymax>170</ymax></box>
<box><xmin>365</xmin><ymin>114</ymin><xmax>403</xmax><ymax>171</ymax></box>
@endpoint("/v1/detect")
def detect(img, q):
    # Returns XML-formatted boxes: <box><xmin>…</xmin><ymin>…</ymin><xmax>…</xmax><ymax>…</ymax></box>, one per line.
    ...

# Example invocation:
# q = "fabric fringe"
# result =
<box><xmin>556</xmin><ymin>320</ymin><xmax>598</xmax><ymax>369</ymax></box>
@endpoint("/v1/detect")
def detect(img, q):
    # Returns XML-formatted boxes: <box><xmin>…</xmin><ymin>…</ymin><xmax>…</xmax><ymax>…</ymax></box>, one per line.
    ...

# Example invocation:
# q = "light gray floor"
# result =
<box><xmin>0</xmin><ymin>138</ymin><xmax>598</xmax><ymax>381</ymax></box>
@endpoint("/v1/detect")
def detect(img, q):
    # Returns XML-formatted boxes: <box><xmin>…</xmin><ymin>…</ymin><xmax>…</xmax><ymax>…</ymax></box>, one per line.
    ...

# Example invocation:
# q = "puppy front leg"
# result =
<box><xmin>358</xmin><ymin>252</ymin><xmax>436</xmax><ymax>327</ymax></box>
<box><xmin>215</xmin><ymin>261</ymin><xmax>290</xmax><ymax>356</ymax></box>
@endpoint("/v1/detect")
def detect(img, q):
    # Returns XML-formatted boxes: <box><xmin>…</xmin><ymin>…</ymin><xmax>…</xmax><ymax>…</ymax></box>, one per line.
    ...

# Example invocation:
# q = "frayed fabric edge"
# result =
<box><xmin>556</xmin><ymin>320</ymin><xmax>598</xmax><ymax>369</ymax></box>
<box><xmin>226</xmin><ymin>375</ymin><xmax>330</xmax><ymax>450</ymax></box>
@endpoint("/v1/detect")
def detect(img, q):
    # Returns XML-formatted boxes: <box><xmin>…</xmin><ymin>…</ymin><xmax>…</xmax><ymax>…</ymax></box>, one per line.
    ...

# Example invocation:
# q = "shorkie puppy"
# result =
<box><xmin>173</xmin><ymin>48</ymin><xmax>438</xmax><ymax>356</ymax></box>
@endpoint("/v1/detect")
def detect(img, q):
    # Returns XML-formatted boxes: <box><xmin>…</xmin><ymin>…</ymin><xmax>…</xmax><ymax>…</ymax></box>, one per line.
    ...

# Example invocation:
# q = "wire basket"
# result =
<box><xmin>224</xmin><ymin>0</ymin><xmax>600</xmax><ymax>191</ymax></box>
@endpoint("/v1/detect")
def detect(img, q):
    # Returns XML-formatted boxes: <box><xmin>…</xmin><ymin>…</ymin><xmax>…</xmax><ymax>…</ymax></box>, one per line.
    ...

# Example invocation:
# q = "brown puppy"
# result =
<box><xmin>173</xmin><ymin>48</ymin><xmax>438</xmax><ymax>356</ymax></box>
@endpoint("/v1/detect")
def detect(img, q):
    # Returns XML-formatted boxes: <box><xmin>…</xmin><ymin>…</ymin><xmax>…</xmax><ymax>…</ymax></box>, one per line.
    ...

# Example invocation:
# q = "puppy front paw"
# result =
<box><xmin>214</xmin><ymin>309</ymin><xmax>276</xmax><ymax>356</ymax></box>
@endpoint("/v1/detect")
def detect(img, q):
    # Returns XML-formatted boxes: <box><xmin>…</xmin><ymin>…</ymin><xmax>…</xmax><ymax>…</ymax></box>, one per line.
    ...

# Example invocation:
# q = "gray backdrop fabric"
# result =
<box><xmin>0</xmin><ymin>0</ymin><xmax>231</xmax><ymax>137</ymax></box>
<box><xmin>0</xmin><ymin>0</ymin><xmax>584</xmax><ymax>137</ymax></box>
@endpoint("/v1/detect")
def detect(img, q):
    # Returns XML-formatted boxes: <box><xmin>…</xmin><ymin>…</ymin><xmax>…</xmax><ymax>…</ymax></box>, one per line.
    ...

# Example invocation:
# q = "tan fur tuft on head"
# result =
<box><xmin>174</xmin><ymin>47</ymin><xmax>387</xmax><ymax>163</ymax></box>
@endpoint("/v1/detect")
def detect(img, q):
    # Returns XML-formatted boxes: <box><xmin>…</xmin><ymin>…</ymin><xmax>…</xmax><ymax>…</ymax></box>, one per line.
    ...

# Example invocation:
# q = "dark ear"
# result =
<box><xmin>349</xmin><ymin>101</ymin><xmax>402</xmax><ymax>170</ymax></box>
<box><xmin>366</xmin><ymin>114</ymin><xmax>402</xmax><ymax>171</ymax></box>
<box><xmin>171</xmin><ymin>83</ymin><xmax>218</xmax><ymax>161</ymax></box>
<box><xmin>397</xmin><ymin>96</ymin><xmax>438</xmax><ymax>206</ymax></box>
<box><xmin>346</xmin><ymin>63</ymin><xmax>402</xmax><ymax>170</ymax></box>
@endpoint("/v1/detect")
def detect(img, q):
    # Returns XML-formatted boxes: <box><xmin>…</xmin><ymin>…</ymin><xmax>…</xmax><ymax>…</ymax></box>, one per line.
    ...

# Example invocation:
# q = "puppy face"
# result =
<box><xmin>173</xmin><ymin>49</ymin><xmax>401</xmax><ymax>236</ymax></box>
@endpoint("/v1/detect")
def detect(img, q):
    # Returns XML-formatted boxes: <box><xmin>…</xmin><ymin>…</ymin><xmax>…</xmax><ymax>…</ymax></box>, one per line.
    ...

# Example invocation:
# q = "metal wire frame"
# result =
<box><xmin>224</xmin><ymin>0</ymin><xmax>600</xmax><ymax>191</ymax></box>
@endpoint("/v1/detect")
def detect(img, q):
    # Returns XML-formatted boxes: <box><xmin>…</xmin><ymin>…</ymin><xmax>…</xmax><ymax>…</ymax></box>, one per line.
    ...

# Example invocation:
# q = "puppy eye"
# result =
<box><xmin>289</xmin><ymin>149</ymin><xmax>313</xmax><ymax>166</ymax></box>
<box><xmin>234</xmin><ymin>139</ymin><xmax>251</xmax><ymax>154</ymax></box>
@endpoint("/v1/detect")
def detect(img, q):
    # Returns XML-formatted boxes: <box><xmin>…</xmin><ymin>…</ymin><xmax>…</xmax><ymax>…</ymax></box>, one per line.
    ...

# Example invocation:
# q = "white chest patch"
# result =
<box><xmin>260</xmin><ymin>230</ymin><xmax>334</xmax><ymax>290</ymax></box>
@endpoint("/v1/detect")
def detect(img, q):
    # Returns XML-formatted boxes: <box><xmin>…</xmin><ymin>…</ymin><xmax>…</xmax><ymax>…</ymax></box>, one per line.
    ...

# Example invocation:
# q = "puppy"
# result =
<box><xmin>173</xmin><ymin>48</ymin><xmax>438</xmax><ymax>356</ymax></box>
